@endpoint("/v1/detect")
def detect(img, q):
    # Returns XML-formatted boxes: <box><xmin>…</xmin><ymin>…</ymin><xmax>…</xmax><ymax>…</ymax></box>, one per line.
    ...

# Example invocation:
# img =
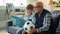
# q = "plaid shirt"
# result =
<box><xmin>37</xmin><ymin>13</ymin><xmax>52</xmax><ymax>32</ymax></box>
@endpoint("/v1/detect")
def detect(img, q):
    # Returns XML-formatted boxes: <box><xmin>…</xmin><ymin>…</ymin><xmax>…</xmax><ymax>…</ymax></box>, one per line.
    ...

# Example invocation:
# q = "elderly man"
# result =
<box><xmin>27</xmin><ymin>1</ymin><xmax>52</xmax><ymax>34</ymax></box>
<box><xmin>22</xmin><ymin>1</ymin><xmax>52</xmax><ymax>34</ymax></box>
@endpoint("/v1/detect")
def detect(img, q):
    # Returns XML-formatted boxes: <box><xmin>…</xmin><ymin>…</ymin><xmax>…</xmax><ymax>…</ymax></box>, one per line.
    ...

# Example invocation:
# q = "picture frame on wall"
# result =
<box><xmin>6</xmin><ymin>3</ymin><xmax>14</xmax><ymax>13</ymax></box>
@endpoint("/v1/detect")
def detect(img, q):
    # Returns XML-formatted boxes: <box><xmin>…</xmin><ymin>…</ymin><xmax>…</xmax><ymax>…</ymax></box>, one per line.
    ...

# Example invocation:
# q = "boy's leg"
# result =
<box><xmin>24</xmin><ymin>32</ymin><xmax>28</xmax><ymax>34</ymax></box>
<box><xmin>16</xmin><ymin>28</ymin><xmax>23</xmax><ymax>34</ymax></box>
<box><xmin>16</xmin><ymin>28</ymin><xmax>28</xmax><ymax>34</ymax></box>
<box><xmin>22</xmin><ymin>30</ymin><xmax>28</xmax><ymax>34</ymax></box>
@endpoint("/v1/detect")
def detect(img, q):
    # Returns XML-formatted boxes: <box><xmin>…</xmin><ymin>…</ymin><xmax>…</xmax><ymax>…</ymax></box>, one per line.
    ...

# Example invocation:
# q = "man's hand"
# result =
<box><xmin>28</xmin><ymin>28</ymin><xmax>37</xmax><ymax>34</ymax></box>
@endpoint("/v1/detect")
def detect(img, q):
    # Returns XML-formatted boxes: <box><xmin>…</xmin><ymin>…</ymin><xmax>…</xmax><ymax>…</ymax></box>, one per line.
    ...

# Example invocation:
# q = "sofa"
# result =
<box><xmin>7</xmin><ymin>14</ymin><xmax>60</xmax><ymax>34</ymax></box>
<box><xmin>7</xmin><ymin>11</ymin><xmax>60</xmax><ymax>34</ymax></box>
<box><xmin>7</xmin><ymin>20</ymin><xmax>20</xmax><ymax>34</ymax></box>
<box><xmin>6</xmin><ymin>14</ymin><xmax>25</xmax><ymax>34</ymax></box>
<box><xmin>51</xmin><ymin>11</ymin><xmax>60</xmax><ymax>34</ymax></box>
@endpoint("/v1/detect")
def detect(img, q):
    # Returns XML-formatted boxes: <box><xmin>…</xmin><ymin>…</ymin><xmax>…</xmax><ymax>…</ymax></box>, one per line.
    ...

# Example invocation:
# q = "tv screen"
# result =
<box><xmin>15</xmin><ymin>9</ymin><xmax>20</xmax><ymax>12</ymax></box>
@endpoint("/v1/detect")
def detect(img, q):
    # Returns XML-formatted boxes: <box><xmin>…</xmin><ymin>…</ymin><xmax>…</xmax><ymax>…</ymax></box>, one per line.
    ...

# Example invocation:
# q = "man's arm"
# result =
<box><xmin>37</xmin><ymin>13</ymin><xmax>52</xmax><ymax>32</ymax></box>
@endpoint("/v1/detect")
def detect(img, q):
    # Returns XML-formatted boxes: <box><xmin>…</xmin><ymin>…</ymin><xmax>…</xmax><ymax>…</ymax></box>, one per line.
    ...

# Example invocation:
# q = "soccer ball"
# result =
<box><xmin>23</xmin><ymin>21</ymin><xmax>35</xmax><ymax>32</ymax></box>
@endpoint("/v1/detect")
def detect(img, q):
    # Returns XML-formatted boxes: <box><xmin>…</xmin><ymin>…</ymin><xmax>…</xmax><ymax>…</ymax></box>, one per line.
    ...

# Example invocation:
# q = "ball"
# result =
<box><xmin>23</xmin><ymin>21</ymin><xmax>35</xmax><ymax>32</ymax></box>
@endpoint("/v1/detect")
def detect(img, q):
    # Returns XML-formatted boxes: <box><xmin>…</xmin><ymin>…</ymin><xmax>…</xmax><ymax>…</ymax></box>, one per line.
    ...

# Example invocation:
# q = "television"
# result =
<box><xmin>15</xmin><ymin>9</ymin><xmax>20</xmax><ymax>12</ymax></box>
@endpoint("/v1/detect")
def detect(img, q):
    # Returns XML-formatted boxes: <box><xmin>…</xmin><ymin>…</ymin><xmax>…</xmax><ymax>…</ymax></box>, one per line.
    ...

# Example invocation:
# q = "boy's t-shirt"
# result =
<box><xmin>23</xmin><ymin>13</ymin><xmax>35</xmax><ymax>23</ymax></box>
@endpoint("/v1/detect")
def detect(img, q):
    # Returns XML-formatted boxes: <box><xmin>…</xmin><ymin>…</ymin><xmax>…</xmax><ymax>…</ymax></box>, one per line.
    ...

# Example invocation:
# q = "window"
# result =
<box><xmin>0</xmin><ymin>0</ymin><xmax>27</xmax><ymax>6</ymax></box>
<box><xmin>0</xmin><ymin>0</ymin><xmax>4</xmax><ymax>6</ymax></box>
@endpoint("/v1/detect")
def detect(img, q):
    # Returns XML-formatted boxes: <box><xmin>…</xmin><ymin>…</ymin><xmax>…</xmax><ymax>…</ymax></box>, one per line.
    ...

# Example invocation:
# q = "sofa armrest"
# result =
<box><xmin>7</xmin><ymin>20</ymin><xmax>13</xmax><ymax>26</ymax></box>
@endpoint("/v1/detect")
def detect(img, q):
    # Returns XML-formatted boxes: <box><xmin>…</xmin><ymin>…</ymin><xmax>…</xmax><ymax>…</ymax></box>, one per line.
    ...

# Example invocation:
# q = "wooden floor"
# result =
<box><xmin>0</xmin><ymin>28</ymin><xmax>10</xmax><ymax>34</ymax></box>
<box><xmin>0</xmin><ymin>32</ymin><xmax>10</xmax><ymax>34</ymax></box>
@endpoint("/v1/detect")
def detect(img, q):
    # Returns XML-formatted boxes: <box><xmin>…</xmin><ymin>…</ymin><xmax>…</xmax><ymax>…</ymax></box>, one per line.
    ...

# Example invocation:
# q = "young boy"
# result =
<box><xmin>16</xmin><ymin>4</ymin><xmax>35</xmax><ymax>34</ymax></box>
<box><xmin>23</xmin><ymin>4</ymin><xmax>35</xmax><ymax>23</ymax></box>
<box><xmin>22</xmin><ymin>4</ymin><xmax>35</xmax><ymax>34</ymax></box>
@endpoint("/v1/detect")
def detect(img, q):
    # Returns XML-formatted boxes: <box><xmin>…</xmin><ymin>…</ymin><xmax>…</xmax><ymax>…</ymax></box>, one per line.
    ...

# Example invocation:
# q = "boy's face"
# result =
<box><xmin>27</xmin><ymin>9</ymin><xmax>32</xmax><ymax>14</ymax></box>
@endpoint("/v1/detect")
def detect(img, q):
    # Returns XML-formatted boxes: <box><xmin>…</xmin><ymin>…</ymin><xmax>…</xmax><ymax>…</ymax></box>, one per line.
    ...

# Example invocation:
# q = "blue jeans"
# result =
<box><xmin>16</xmin><ymin>28</ymin><xmax>23</xmax><ymax>34</ymax></box>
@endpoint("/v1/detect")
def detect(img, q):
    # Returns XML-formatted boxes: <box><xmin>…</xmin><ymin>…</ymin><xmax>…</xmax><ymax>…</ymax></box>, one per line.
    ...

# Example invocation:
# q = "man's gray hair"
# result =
<box><xmin>34</xmin><ymin>1</ymin><xmax>43</xmax><ymax>7</ymax></box>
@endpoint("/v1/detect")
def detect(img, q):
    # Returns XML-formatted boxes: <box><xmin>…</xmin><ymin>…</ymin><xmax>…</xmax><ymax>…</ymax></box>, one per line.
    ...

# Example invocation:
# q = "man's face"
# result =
<box><xmin>34</xmin><ymin>2</ymin><xmax>43</xmax><ymax>13</ymax></box>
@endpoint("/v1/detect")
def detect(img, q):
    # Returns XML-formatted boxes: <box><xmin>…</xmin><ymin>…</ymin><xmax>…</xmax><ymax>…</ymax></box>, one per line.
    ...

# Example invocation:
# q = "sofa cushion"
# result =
<box><xmin>8</xmin><ymin>26</ymin><xmax>20</xmax><ymax>34</ymax></box>
<box><xmin>9</xmin><ymin>14</ymin><xmax>17</xmax><ymax>26</ymax></box>
<box><xmin>9</xmin><ymin>14</ymin><xmax>26</xmax><ymax>27</ymax></box>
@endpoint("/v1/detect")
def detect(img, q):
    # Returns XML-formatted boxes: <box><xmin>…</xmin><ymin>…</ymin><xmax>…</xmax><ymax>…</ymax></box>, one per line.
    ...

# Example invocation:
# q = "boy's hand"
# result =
<box><xmin>22</xmin><ymin>30</ymin><xmax>27</xmax><ymax>34</ymax></box>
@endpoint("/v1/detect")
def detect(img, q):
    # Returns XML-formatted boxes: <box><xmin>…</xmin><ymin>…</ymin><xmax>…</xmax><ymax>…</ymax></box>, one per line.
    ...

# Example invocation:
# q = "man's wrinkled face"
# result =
<box><xmin>34</xmin><ymin>2</ymin><xmax>43</xmax><ymax>13</ymax></box>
